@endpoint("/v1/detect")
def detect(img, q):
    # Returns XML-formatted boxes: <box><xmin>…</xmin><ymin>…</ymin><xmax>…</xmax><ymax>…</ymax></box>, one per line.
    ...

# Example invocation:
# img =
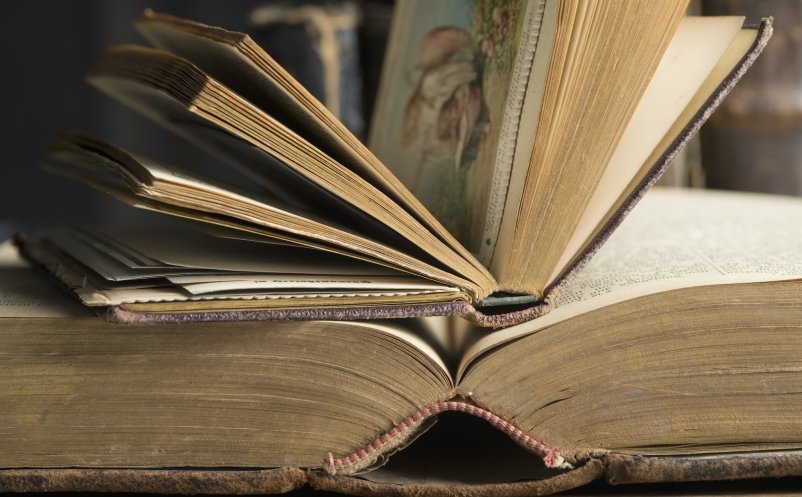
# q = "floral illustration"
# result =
<box><xmin>375</xmin><ymin>0</ymin><xmax>524</xmax><ymax>247</ymax></box>
<box><xmin>471</xmin><ymin>0</ymin><xmax>521</xmax><ymax>74</ymax></box>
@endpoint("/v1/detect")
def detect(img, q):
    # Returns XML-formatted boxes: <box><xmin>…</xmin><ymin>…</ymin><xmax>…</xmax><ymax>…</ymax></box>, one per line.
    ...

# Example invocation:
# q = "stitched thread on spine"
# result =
<box><xmin>323</xmin><ymin>401</ymin><xmax>571</xmax><ymax>475</ymax></box>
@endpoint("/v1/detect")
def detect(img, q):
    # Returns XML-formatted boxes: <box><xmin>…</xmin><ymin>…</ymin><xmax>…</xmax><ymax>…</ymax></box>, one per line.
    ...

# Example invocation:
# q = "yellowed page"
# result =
<box><xmin>459</xmin><ymin>188</ymin><xmax>802</xmax><ymax>379</ymax></box>
<box><xmin>43</xmin><ymin>160</ymin><xmax>412</xmax><ymax>274</ymax></box>
<box><xmin>50</xmin><ymin>133</ymin><xmax>485</xmax><ymax>295</ymax></box>
<box><xmin>499</xmin><ymin>1</ymin><xmax>688</xmax><ymax>295</ymax></box>
<box><xmin>357</xmin><ymin>319</ymin><xmax>454</xmax><ymax>386</ymax></box>
<box><xmin>39</xmin><ymin>228</ymin><xmax>460</xmax><ymax>303</ymax></box>
<box><xmin>84</xmin><ymin>72</ymin><xmax>493</xmax><ymax>296</ymax></box>
<box><xmin>552</xmin><ymin>16</ymin><xmax>744</xmax><ymax>282</ymax></box>
<box><xmin>93</xmin><ymin>227</ymin><xmax>402</xmax><ymax>276</ymax></box>
<box><xmin>136</xmin><ymin>11</ymin><xmax>480</xmax><ymax>269</ymax></box>
<box><xmin>125</xmin><ymin>14</ymin><xmax>494</xmax><ymax>286</ymax></box>
<box><xmin>488</xmin><ymin>0</ymin><xmax>560</xmax><ymax>274</ymax></box>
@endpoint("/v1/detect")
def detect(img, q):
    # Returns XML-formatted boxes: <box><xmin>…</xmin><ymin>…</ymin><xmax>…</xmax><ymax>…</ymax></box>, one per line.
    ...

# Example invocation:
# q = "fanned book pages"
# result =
<box><xmin>17</xmin><ymin>2</ymin><xmax>771</xmax><ymax>327</ymax></box>
<box><xmin>5</xmin><ymin>189</ymin><xmax>802</xmax><ymax>496</ymax></box>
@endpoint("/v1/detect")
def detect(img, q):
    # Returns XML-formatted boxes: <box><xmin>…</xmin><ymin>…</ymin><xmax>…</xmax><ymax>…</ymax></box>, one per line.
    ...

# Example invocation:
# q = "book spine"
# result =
<box><xmin>323</xmin><ymin>400</ymin><xmax>570</xmax><ymax>475</ymax></box>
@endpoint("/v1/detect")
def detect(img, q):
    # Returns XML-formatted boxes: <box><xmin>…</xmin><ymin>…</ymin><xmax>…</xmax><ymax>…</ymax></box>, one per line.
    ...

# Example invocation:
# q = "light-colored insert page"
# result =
<box><xmin>551</xmin><ymin>16</ymin><xmax>745</xmax><ymax>282</ymax></box>
<box><xmin>460</xmin><ymin>188</ymin><xmax>802</xmax><ymax>377</ymax></box>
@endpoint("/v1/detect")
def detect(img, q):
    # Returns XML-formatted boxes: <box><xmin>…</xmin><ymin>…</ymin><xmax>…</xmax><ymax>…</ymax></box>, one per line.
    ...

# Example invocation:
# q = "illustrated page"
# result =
<box><xmin>370</xmin><ymin>0</ymin><xmax>532</xmax><ymax>253</ymax></box>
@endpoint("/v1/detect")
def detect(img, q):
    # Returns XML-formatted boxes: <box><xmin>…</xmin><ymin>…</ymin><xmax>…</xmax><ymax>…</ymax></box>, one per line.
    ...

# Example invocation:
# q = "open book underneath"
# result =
<box><xmin>22</xmin><ymin>4</ymin><xmax>773</xmax><ymax>325</ymax></box>
<box><xmin>5</xmin><ymin>188</ymin><xmax>802</xmax><ymax>489</ymax></box>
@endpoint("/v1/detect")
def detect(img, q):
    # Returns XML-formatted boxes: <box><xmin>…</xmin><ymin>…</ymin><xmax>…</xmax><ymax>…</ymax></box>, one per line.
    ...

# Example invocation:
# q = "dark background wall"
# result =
<box><xmin>701</xmin><ymin>0</ymin><xmax>802</xmax><ymax>195</ymax></box>
<box><xmin>0</xmin><ymin>1</ymin><xmax>275</xmax><ymax>233</ymax></box>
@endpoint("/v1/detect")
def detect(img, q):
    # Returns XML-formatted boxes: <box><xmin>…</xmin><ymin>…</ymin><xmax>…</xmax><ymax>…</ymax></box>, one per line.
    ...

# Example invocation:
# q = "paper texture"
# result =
<box><xmin>45</xmin><ymin>226</ymin><xmax>405</xmax><ymax>281</ymax></box>
<box><xmin>460</xmin><ymin>188</ymin><xmax>802</xmax><ymax>376</ymax></box>
<box><xmin>356</xmin><ymin>319</ymin><xmax>453</xmax><ymax>385</ymax></box>
<box><xmin>553</xmin><ymin>16</ymin><xmax>746</xmax><ymax>281</ymax></box>
<box><xmin>477</xmin><ymin>0</ymin><xmax>548</xmax><ymax>266</ymax></box>
<box><xmin>487</xmin><ymin>0</ymin><xmax>558</xmax><ymax>274</ymax></box>
<box><xmin>92</xmin><ymin>227</ymin><xmax>402</xmax><ymax>276</ymax></box>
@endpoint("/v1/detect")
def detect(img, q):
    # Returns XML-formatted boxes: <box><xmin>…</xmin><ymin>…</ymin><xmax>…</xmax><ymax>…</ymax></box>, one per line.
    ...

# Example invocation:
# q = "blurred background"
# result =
<box><xmin>0</xmin><ymin>0</ymin><xmax>795</xmax><ymax>240</ymax></box>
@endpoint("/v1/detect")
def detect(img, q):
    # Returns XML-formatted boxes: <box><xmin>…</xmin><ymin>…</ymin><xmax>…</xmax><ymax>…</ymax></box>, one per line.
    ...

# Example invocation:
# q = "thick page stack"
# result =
<box><xmin>16</xmin><ymin>1</ymin><xmax>771</xmax><ymax>326</ymax></box>
<box><xmin>4</xmin><ymin>188</ymin><xmax>802</xmax><ymax>495</ymax></box>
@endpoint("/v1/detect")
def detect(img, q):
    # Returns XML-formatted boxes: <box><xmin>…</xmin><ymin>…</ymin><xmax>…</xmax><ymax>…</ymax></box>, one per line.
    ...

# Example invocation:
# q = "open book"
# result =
<box><xmin>5</xmin><ymin>188</ymin><xmax>802</xmax><ymax>494</ymax></box>
<box><xmin>22</xmin><ymin>2</ymin><xmax>771</xmax><ymax>326</ymax></box>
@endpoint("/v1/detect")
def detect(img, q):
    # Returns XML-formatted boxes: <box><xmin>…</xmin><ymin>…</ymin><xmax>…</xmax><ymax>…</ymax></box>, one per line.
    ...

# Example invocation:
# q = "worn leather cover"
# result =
<box><xmin>4</xmin><ymin>452</ymin><xmax>802</xmax><ymax>496</ymax></box>
<box><xmin>0</xmin><ymin>467</ymin><xmax>308</xmax><ymax>495</ymax></box>
<box><xmin>15</xmin><ymin>18</ymin><xmax>773</xmax><ymax>329</ymax></box>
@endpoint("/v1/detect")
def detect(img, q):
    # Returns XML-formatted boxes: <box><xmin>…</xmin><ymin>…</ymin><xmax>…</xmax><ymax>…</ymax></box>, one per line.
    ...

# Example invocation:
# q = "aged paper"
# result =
<box><xmin>45</xmin><ymin>226</ymin><xmax>403</xmax><ymax>281</ymax></box>
<box><xmin>460</xmin><ymin>188</ymin><xmax>802</xmax><ymax>377</ymax></box>
<box><xmin>553</xmin><ymin>16</ymin><xmax>745</xmax><ymax>280</ymax></box>
<box><xmin>94</xmin><ymin>226</ymin><xmax>402</xmax><ymax>275</ymax></box>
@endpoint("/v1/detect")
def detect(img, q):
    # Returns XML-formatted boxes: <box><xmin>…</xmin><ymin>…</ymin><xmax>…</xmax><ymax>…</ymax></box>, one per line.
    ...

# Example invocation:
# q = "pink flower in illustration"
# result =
<box><xmin>476</xmin><ymin>9</ymin><xmax>484</xmax><ymax>24</ymax></box>
<box><xmin>481</xmin><ymin>37</ymin><xmax>494</xmax><ymax>58</ymax></box>
<box><xmin>497</xmin><ymin>14</ymin><xmax>507</xmax><ymax>34</ymax></box>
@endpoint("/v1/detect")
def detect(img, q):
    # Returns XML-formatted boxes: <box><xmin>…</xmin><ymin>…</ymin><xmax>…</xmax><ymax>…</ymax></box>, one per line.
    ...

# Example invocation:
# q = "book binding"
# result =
<box><xmin>3</xmin><ymin>451</ymin><xmax>801</xmax><ymax>496</ymax></box>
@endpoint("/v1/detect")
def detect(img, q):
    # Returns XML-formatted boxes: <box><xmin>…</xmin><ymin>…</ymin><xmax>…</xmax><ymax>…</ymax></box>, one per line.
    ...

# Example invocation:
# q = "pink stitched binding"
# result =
<box><xmin>323</xmin><ymin>401</ymin><xmax>570</xmax><ymax>475</ymax></box>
